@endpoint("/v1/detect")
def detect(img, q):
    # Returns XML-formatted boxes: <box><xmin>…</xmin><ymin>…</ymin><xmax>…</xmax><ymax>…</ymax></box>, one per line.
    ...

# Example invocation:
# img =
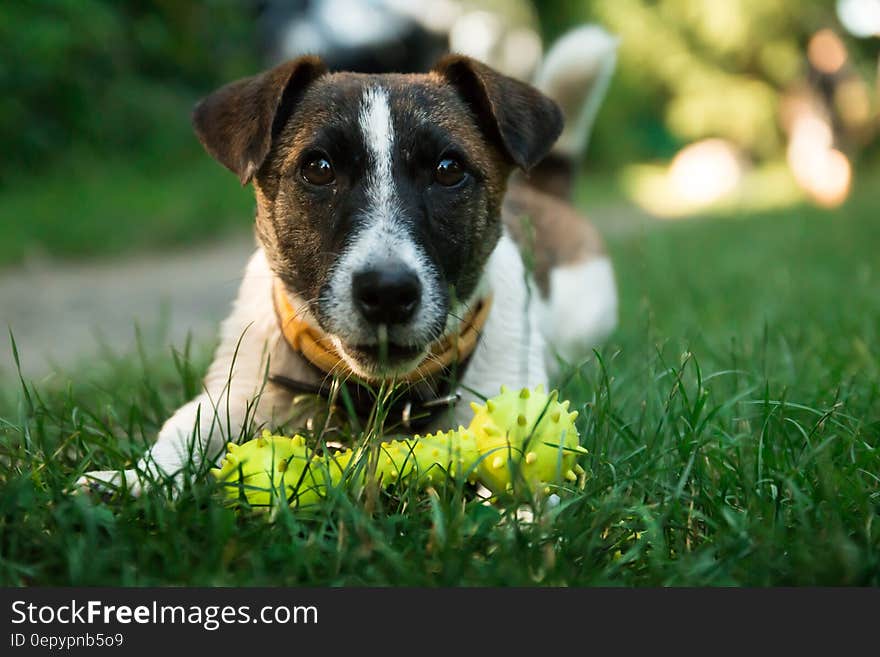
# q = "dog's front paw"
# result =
<box><xmin>75</xmin><ymin>469</ymin><xmax>145</xmax><ymax>498</ymax></box>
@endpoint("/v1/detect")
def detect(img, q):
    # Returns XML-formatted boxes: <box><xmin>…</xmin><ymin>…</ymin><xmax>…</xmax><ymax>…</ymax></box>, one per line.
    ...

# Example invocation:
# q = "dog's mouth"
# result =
<box><xmin>339</xmin><ymin>340</ymin><xmax>428</xmax><ymax>377</ymax></box>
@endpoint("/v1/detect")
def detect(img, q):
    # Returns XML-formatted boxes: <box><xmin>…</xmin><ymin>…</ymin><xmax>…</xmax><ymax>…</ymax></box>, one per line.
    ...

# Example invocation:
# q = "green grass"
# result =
<box><xmin>0</xmin><ymin>148</ymin><xmax>254</xmax><ymax>267</ymax></box>
<box><xmin>1</xmin><ymin>184</ymin><xmax>879</xmax><ymax>586</ymax></box>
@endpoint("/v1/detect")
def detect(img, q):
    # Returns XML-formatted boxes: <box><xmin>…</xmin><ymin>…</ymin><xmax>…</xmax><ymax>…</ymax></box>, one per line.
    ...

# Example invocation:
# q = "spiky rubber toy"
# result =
<box><xmin>211</xmin><ymin>429</ymin><xmax>481</xmax><ymax>508</ymax></box>
<box><xmin>211</xmin><ymin>385</ymin><xmax>586</xmax><ymax>508</ymax></box>
<box><xmin>210</xmin><ymin>434</ymin><xmax>325</xmax><ymax>507</ymax></box>
<box><xmin>468</xmin><ymin>384</ymin><xmax>585</xmax><ymax>494</ymax></box>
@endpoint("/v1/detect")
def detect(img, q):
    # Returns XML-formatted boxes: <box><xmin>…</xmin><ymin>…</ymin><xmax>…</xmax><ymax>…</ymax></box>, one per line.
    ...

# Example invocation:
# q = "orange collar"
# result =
<box><xmin>272</xmin><ymin>280</ymin><xmax>491</xmax><ymax>384</ymax></box>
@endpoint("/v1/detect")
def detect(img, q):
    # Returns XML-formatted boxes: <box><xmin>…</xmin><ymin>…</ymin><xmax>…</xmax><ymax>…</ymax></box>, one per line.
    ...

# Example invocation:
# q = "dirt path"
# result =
<box><xmin>1</xmin><ymin>237</ymin><xmax>256</xmax><ymax>381</ymax></box>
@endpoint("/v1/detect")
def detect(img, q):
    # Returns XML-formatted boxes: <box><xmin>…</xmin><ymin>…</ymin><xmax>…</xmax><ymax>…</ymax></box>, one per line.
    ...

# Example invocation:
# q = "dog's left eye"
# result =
<box><xmin>434</xmin><ymin>157</ymin><xmax>466</xmax><ymax>187</ymax></box>
<box><xmin>301</xmin><ymin>154</ymin><xmax>335</xmax><ymax>186</ymax></box>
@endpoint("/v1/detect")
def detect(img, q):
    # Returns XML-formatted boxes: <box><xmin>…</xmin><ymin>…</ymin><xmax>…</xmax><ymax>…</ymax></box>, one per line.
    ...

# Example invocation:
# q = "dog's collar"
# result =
<box><xmin>271</xmin><ymin>279</ymin><xmax>491</xmax><ymax>430</ymax></box>
<box><xmin>272</xmin><ymin>279</ymin><xmax>491</xmax><ymax>384</ymax></box>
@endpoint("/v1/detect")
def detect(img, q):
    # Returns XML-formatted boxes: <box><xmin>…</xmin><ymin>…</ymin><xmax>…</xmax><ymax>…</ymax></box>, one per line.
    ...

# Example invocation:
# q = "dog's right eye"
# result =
<box><xmin>301</xmin><ymin>154</ymin><xmax>335</xmax><ymax>186</ymax></box>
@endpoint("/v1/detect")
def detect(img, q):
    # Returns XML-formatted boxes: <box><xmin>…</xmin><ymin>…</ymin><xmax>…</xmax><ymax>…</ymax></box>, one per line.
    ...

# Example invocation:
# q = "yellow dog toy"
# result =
<box><xmin>211</xmin><ymin>385</ymin><xmax>586</xmax><ymax>507</ymax></box>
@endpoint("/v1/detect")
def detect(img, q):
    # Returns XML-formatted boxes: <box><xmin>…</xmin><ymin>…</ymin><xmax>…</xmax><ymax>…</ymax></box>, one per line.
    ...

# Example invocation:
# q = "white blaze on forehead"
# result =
<box><xmin>319</xmin><ymin>84</ymin><xmax>445</xmax><ymax>361</ymax></box>
<box><xmin>359</xmin><ymin>86</ymin><xmax>395</xmax><ymax>216</ymax></box>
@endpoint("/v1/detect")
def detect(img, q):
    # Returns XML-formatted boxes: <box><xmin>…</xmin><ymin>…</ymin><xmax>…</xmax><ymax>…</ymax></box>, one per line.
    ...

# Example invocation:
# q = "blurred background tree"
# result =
<box><xmin>0</xmin><ymin>0</ymin><xmax>258</xmax><ymax>174</ymax></box>
<box><xmin>535</xmin><ymin>0</ymin><xmax>879</xmax><ymax>170</ymax></box>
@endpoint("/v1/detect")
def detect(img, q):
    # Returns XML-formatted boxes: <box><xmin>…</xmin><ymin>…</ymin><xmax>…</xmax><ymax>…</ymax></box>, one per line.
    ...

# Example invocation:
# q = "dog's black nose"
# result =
<box><xmin>352</xmin><ymin>264</ymin><xmax>422</xmax><ymax>325</ymax></box>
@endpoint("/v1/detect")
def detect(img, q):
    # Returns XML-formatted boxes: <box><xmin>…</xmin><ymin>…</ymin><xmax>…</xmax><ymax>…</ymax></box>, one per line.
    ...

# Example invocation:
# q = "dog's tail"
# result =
<box><xmin>527</xmin><ymin>26</ymin><xmax>618</xmax><ymax>200</ymax></box>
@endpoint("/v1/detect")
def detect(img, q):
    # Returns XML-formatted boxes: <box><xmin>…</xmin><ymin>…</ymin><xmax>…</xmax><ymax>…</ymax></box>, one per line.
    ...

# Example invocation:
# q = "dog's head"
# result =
<box><xmin>193</xmin><ymin>56</ymin><xmax>562</xmax><ymax>378</ymax></box>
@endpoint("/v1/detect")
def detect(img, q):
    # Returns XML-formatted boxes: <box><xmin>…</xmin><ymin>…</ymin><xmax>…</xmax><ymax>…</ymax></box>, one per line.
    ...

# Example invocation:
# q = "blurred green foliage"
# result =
<box><xmin>535</xmin><ymin>0</ymin><xmax>879</xmax><ymax>167</ymax></box>
<box><xmin>0</xmin><ymin>0</ymin><xmax>259</xmax><ymax>176</ymax></box>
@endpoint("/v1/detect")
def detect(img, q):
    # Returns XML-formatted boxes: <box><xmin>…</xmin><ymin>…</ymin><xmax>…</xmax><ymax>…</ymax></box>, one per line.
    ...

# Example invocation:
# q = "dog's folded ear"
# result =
<box><xmin>192</xmin><ymin>56</ymin><xmax>327</xmax><ymax>185</ymax></box>
<box><xmin>432</xmin><ymin>55</ymin><xmax>563</xmax><ymax>172</ymax></box>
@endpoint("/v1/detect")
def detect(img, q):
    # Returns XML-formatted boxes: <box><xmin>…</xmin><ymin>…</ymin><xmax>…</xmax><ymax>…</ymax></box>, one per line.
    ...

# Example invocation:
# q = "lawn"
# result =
<box><xmin>0</xmin><ymin>149</ymin><xmax>253</xmax><ymax>267</ymax></box>
<box><xmin>1</xmin><ymin>176</ymin><xmax>878</xmax><ymax>586</ymax></box>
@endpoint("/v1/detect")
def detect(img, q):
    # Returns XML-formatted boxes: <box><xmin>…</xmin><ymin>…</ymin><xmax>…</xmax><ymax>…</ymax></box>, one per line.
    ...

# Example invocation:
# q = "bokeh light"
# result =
<box><xmin>667</xmin><ymin>139</ymin><xmax>743</xmax><ymax>208</ymax></box>
<box><xmin>787</xmin><ymin>113</ymin><xmax>853</xmax><ymax>208</ymax></box>
<box><xmin>450</xmin><ymin>11</ymin><xmax>502</xmax><ymax>62</ymax></box>
<box><xmin>836</xmin><ymin>0</ymin><xmax>880</xmax><ymax>38</ymax></box>
<box><xmin>807</xmin><ymin>29</ymin><xmax>848</xmax><ymax>74</ymax></box>
<box><xmin>624</xmin><ymin>139</ymin><xmax>751</xmax><ymax>219</ymax></box>
<box><xmin>835</xmin><ymin>77</ymin><xmax>873</xmax><ymax>128</ymax></box>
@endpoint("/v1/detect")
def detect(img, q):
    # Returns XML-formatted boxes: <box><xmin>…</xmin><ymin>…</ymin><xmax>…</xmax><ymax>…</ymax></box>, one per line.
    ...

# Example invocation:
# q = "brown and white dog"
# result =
<box><xmin>79</xmin><ymin>27</ymin><xmax>619</xmax><ymax>494</ymax></box>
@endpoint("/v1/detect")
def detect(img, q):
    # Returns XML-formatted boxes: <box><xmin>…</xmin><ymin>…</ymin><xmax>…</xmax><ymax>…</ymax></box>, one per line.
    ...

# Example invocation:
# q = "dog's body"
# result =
<box><xmin>79</xmin><ymin>27</ymin><xmax>619</xmax><ymax>494</ymax></box>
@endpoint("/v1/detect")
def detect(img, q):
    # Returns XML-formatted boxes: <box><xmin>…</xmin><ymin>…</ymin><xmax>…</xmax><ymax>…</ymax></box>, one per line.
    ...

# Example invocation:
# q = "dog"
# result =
<box><xmin>78</xmin><ymin>26</ymin><xmax>619</xmax><ymax>495</ymax></box>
